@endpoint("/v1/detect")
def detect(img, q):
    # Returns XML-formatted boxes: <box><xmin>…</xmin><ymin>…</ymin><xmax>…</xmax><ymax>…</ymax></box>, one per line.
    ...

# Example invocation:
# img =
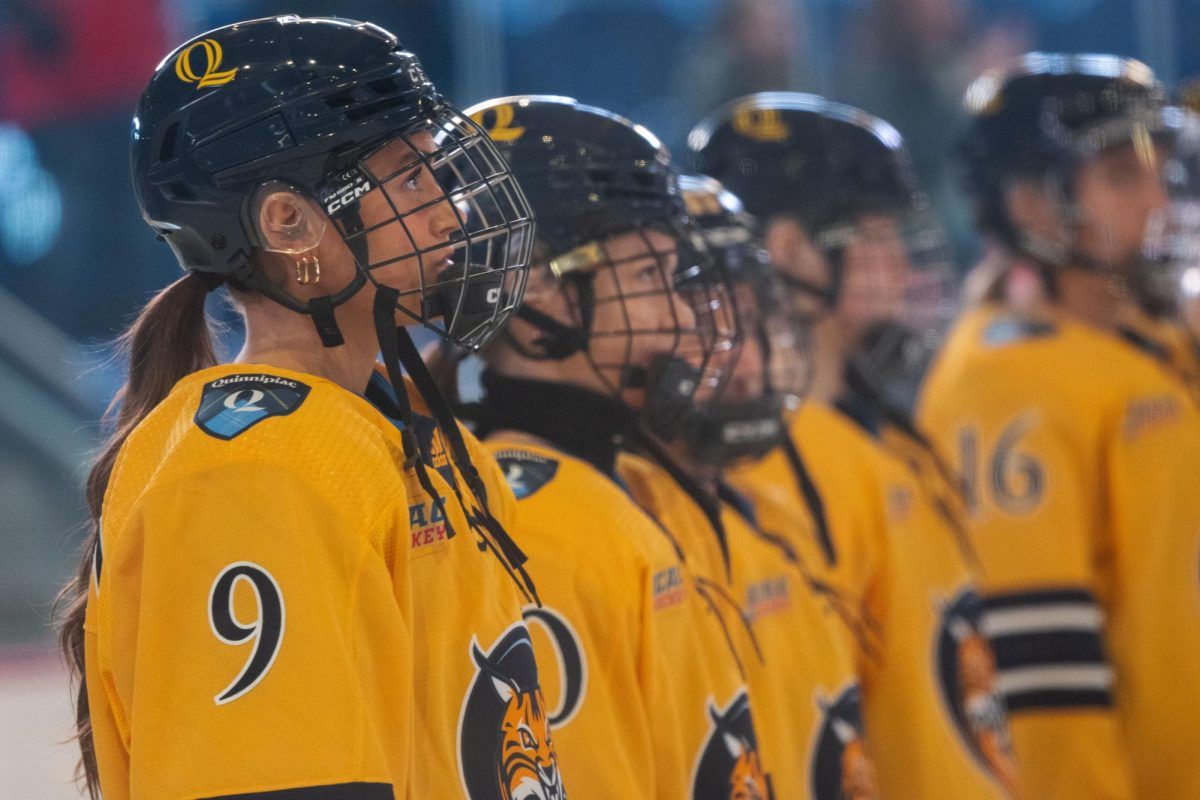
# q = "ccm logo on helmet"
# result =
<box><xmin>174</xmin><ymin>38</ymin><xmax>238</xmax><ymax>89</ymax></box>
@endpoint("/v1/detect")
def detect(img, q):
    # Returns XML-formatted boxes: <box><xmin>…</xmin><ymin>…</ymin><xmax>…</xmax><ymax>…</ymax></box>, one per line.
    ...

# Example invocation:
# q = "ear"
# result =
<box><xmin>490</xmin><ymin>674</ymin><xmax>517</xmax><ymax>703</ymax></box>
<box><xmin>764</xmin><ymin>216</ymin><xmax>827</xmax><ymax>287</ymax></box>
<box><xmin>1003</xmin><ymin>178</ymin><xmax>1064</xmax><ymax>245</ymax></box>
<box><xmin>255</xmin><ymin>185</ymin><xmax>327</xmax><ymax>255</ymax></box>
<box><xmin>722</xmin><ymin>732</ymin><xmax>746</xmax><ymax>759</ymax></box>
<box><xmin>522</xmin><ymin>261</ymin><xmax>563</xmax><ymax>305</ymax></box>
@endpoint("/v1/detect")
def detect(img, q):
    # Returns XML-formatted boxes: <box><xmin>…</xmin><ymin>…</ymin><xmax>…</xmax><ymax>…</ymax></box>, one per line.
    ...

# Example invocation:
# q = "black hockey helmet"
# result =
<box><xmin>467</xmin><ymin>96</ymin><xmax>740</xmax><ymax>433</ymax></box>
<box><xmin>957</xmin><ymin>53</ymin><xmax>1177</xmax><ymax>271</ymax></box>
<box><xmin>676</xmin><ymin>173</ymin><xmax>810</xmax><ymax>465</ymax></box>
<box><xmin>688</xmin><ymin>93</ymin><xmax>916</xmax><ymax>248</ymax></box>
<box><xmin>133</xmin><ymin>15</ymin><xmax>533</xmax><ymax>350</ymax></box>
<box><xmin>686</xmin><ymin>93</ymin><xmax>944</xmax><ymax>309</ymax></box>
<box><xmin>690</xmin><ymin>94</ymin><xmax>956</xmax><ymax>423</ymax></box>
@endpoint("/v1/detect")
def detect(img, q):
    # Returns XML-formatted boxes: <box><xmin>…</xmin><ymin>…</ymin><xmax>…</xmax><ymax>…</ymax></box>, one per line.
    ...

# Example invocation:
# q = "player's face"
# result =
<box><xmin>1073</xmin><ymin>140</ymin><xmax>1170</xmax><ymax>275</ymax></box>
<box><xmin>764</xmin><ymin>216</ymin><xmax>831</xmax><ymax>319</ymax></box>
<box><xmin>588</xmin><ymin>228</ymin><xmax>698</xmax><ymax>406</ymax></box>
<box><xmin>354</xmin><ymin>132</ymin><xmax>461</xmax><ymax>316</ymax></box>
<box><xmin>724</xmin><ymin>283</ymin><xmax>769</xmax><ymax>404</ymax></box>
<box><xmin>837</xmin><ymin>213</ymin><xmax>910</xmax><ymax>339</ymax></box>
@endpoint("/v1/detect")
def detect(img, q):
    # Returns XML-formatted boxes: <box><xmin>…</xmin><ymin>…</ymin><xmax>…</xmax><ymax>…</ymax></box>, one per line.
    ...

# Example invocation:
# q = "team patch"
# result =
<box><xmin>1123</xmin><ymin>393</ymin><xmax>1181</xmax><ymax>440</ymax></box>
<box><xmin>194</xmin><ymin>374</ymin><xmax>310</xmax><ymax>440</ymax></box>
<box><xmin>745</xmin><ymin>574</ymin><xmax>792</xmax><ymax>621</ymax></box>
<box><xmin>693</xmin><ymin>690</ymin><xmax>772</xmax><ymax>800</ymax></box>
<box><xmin>982</xmin><ymin>317</ymin><xmax>1055</xmax><ymax>347</ymax></box>
<box><xmin>810</xmin><ymin>684</ymin><xmax>879</xmax><ymax>800</ymax></box>
<box><xmin>934</xmin><ymin>588</ymin><xmax>1022</xmax><ymax>795</ymax></box>
<box><xmin>458</xmin><ymin>623</ymin><xmax>564</xmax><ymax>799</ymax></box>
<box><xmin>495</xmin><ymin>450</ymin><xmax>560</xmax><ymax>500</ymax></box>
<box><xmin>652</xmin><ymin>565</ymin><xmax>686</xmax><ymax>611</ymax></box>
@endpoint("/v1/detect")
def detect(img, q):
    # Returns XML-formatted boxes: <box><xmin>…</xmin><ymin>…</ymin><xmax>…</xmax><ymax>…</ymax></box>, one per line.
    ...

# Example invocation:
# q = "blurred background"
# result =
<box><xmin>0</xmin><ymin>0</ymin><xmax>1194</xmax><ymax>794</ymax></box>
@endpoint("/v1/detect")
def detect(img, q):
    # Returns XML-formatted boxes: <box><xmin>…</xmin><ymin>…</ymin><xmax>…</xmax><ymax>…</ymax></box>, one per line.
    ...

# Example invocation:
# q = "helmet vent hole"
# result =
<box><xmin>324</xmin><ymin>91</ymin><xmax>356</xmax><ymax>109</ymax></box>
<box><xmin>367</xmin><ymin>77</ymin><xmax>401</xmax><ymax>96</ymax></box>
<box><xmin>587</xmin><ymin>168</ymin><xmax>615</xmax><ymax>185</ymax></box>
<box><xmin>164</xmin><ymin>181</ymin><xmax>198</xmax><ymax>201</ymax></box>
<box><xmin>344</xmin><ymin>94</ymin><xmax>409</xmax><ymax>122</ymax></box>
<box><xmin>157</xmin><ymin>122</ymin><xmax>181</xmax><ymax>163</ymax></box>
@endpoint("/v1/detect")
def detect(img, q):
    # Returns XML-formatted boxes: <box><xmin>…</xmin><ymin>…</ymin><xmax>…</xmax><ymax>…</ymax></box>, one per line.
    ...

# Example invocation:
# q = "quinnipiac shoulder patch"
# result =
<box><xmin>494</xmin><ymin>450</ymin><xmax>560</xmax><ymax>500</ymax></box>
<box><xmin>195</xmin><ymin>373</ymin><xmax>311</xmax><ymax>440</ymax></box>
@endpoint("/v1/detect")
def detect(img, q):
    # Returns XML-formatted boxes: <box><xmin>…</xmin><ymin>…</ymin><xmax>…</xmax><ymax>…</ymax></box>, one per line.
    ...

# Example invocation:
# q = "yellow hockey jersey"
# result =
<box><xmin>920</xmin><ymin>304</ymin><xmax>1200</xmax><ymax>800</ymax></box>
<box><xmin>1118</xmin><ymin>303</ymin><xmax>1200</xmax><ymax>408</ymax></box>
<box><xmin>485</xmin><ymin>433</ymin><xmax>764</xmax><ymax>800</ymax></box>
<box><xmin>730</xmin><ymin>403</ymin><xmax>1023</xmax><ymax>800</ymax></box>
<box><xmin>619</xmin><ymin>452</ymin><xmax>869</xmax><ymax>800</ymax></box>
<box><xmin>367</xmin><ymin>373</ymin><xmax>565</xmax><ymax>800</ymax></box>
<box><xmin>85</xmin><ymin>364</ymin><xmax>415</xmax><ymax>799</ymax></box>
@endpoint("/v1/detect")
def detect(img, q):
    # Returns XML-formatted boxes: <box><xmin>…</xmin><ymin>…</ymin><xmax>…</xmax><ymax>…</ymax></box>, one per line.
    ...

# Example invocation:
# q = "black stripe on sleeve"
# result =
<box><xmin>990</xmin><ymin>630</ymin><xmax>1107</xmax><ymax>672</ymax></box>
<box><xmin>981</xmin><ymin>587</ymin><xmax>1097</xmax><ymax>611</ymax></box>
<box><xmin>201</xmin><ymin>783</ymin><xmax>394</xmax><ymax>799</ymax></box>
<box><xmin>1005</xmin><ymin>688</ymin><xmax>1113</xmax><ymax>713</ymax></box>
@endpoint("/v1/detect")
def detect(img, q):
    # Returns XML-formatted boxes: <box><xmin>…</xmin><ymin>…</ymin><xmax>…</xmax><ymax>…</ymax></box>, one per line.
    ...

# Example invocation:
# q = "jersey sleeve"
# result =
<box><xmin>87</xmin><ymin>462</ymin><xmax>411</xmax><ymax>800</ymax></box>
<box><xmin>928</xmin><ymin>405</ymin><xmax>1138</xmax><ymax>800</ymax></box>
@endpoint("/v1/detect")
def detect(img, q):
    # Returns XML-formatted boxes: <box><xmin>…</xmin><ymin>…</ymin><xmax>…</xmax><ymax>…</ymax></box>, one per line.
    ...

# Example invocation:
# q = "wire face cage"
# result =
<box><xmin>319</xmin><ymin>106</ymin><xmax>534</xmax><ymax>351</ymax></box>
<box><xmin>549</xmin><ymin>218</ymin><xmax>741</xmax><ymax>430</ymax></box>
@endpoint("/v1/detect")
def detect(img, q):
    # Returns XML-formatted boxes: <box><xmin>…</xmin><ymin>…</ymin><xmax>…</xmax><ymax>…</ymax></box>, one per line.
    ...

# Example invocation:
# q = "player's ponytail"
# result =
<box><xmin>57</xmin><ymin>271</ymin><xmax>218</xmax><ymax>797</ymax></box>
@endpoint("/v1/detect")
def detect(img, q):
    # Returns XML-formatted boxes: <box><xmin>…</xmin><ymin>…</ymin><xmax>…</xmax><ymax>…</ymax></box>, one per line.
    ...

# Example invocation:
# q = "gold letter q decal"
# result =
<box><xmin>470</xmin><ymin>104</ymin><xmax>526</xmax><ymax>143</ymax></box>
<box><xmin>175</xmin><ymin>38</ymin><xmax>239</xmax><ymax>89</ymax></box>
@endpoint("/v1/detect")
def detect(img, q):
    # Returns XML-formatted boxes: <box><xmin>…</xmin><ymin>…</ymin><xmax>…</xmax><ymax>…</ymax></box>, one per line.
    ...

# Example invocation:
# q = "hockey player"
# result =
<box><xmin>618</xmin><ymin>174</ymin><xmax>875</xmax><ymax>800</ymax></box>
<box><xmin>56</xmin><ymin>16</ymin><xmax>559</xmax><ymax>800</ymax></box>
<box><xmin>1118</xmin><ymin>95</ymin><xmax>1200</xmax><ymax>404</ymax></box>
<box><xmin>463</xmin><ymin>95</ymin><xmax>765</xmax><ymax>799</ymax></box>
<box><xmin>920</xmin><ymin>53</ymin><xmax>1200</xmax><ymax>799</ymax></box>
<box><xmin>688</xmin><ymin>93</ymin><xmax>1023</xmax><ymax>799</ymax></box>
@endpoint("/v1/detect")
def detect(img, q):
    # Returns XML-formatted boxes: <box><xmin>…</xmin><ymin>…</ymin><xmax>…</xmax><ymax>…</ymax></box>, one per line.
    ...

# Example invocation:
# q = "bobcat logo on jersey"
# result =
<box><xmin>934</xmin><ymin>588</ymin><xmax>1023</xmax><ymax>797</ymax></box>
<box><xmin>459</xmin><ymin>623</ymin><xmax>565</xmax><ymax>800</ymax></box>
<box><xmin>810</xmin><ymin>685</ymin><xmax>879</xmax><ymax>800</ymax></box>
<box><xmin>522</xmin><ymin>606</ymin><xmax>587</xmax><ymax>727</ymax></box>
<box><xmin>693</xmin><ymin>691</ymin><xmax>772</xmax><ymax>800</ymax></box>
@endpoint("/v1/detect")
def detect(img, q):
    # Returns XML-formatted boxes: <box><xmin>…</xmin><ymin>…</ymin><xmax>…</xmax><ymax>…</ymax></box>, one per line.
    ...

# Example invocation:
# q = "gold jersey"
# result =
<box><xmin>731</xmin><ymin>402</ymin><xmax>1022</xmax><ymax>800</ymax></box>
<box><xmin>485</xmin><ymin>434</ymin><xmax>763</xmax><ymax>800</ymax></box>
<box><xmin>619</xmin><ymin>452</ymin><xmax>870</xmax><ymax>800</ymax></box>
<box><xmin>367</xmin><ymin>373</ymin><xmax>564</xmax><ymax>800</ymax></box>
<box><xmin>920</xmin><ymin>304</ymin><xmax>1200</xmax><ymax>800</ymax></box>
<box><xmin>85</xmin><ymin>364</ymin><xmax>415</xmax><ymax>799</ymax></box>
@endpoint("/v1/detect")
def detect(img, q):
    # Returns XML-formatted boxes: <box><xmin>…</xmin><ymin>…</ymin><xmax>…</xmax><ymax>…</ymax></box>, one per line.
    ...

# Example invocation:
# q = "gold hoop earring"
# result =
<box><xmin>294</xmin><ymin>253</ymin><xmax>321</xmax><ymax>285</ymax></box>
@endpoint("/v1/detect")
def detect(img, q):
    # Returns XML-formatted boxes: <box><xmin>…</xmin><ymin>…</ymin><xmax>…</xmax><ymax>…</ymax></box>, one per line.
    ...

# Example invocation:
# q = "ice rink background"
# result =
<box><xmin>1</xmin><ymin>0</ymin><xmax>1194</xmax><ymax>794</ymax></box>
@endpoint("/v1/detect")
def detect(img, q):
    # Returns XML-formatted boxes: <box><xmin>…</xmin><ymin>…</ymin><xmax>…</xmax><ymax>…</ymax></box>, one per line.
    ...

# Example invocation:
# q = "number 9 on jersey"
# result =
<box><xmin>208</xmin><ymin>561</ymin><xmax>286</xmax><ymax>705</ymax></box>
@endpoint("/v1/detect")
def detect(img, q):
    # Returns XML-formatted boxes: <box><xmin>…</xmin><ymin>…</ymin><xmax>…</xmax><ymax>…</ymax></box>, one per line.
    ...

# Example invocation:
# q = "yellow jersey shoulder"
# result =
<box><xmin>104</xmin><ymin>365</ymin><xmax>407</xmax><ymax>545</ymax></box>
<box><xmin>928</xmin><ymin>305</ymin><xmax>1186</xmax><ymax>420</ymax></box>
<box><xmin>486</xmin><ymin>437</ymin><xmax>672</xmax><ymax>570</ymax></box>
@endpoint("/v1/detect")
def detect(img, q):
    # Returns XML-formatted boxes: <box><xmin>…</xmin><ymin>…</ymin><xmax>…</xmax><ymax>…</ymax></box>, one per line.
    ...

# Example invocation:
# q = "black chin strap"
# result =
<box><xmin>373</xmin><ymin>286</ymin><xmax>460</xmax><ymax>564</ymax></box>
<box><xmin>514</xmin><ymin>305</ymin><xmax>589</xmax><ymax>359</ymax></box>
<box><xmin>393</xmin><ymin>326</ymin><xmax>539</xmax><ymax>606</ymax></box>
<box><xmin>239</xmin><ymin>260</ymin><xmax>367</xmax><ymax>348</ymax></box>
<box><xmin>507</xmin><ymin>274</ymin><xmax>596</xmax><ymax>360</ymax></box>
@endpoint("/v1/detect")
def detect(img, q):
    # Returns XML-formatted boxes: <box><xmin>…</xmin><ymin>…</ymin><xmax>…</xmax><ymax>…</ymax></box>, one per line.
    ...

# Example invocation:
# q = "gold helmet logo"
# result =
<box><xmin>470</xmin><ymin>103</ymin><xmax>526</xmax><ymax>143</ymax></box>
<box><xmin>732</xmin><ymin>108</ymin><xmax>789</xmax><ymax>142</ymax></box>
<box><xmin>175</xmin><ymin>38</ymin><xmax>238</xmax><ymax>89</ymax></box>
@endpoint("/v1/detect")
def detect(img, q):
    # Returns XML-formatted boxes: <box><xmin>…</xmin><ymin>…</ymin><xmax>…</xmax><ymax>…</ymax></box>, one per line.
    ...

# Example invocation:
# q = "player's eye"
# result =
<box><xmin>400</xmin><ymin>166</ymin><xmax>423</xmax><ymax>191</ymax></box>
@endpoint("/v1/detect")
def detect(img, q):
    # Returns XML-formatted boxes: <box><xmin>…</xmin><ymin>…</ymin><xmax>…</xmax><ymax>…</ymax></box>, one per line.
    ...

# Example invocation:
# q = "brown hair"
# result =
<box><xmin>56</xmin><ymin>271</ymin><xmax>219</xmax><ymax>796</ymax></box>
